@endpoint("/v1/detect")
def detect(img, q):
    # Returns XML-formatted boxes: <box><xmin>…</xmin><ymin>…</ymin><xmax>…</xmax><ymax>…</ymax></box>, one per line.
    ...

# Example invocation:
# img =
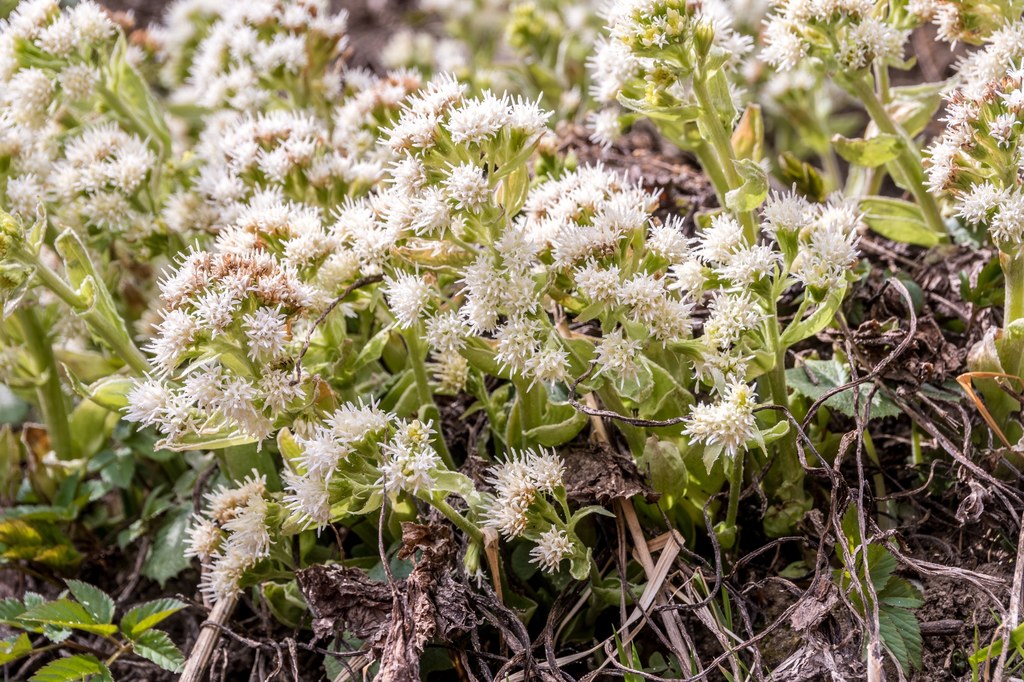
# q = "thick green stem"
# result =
<box><xmin>16</xmin><ymin>308</ymin><xmax>73</xmax><ymax>460</ymax></box>
<box><xmin>1001</xmin><ymin>250</ymin><xmax>1024</xmax><ymax>381</ymax></box>
<box><xmin>850</xmin><ymin>76</ymin><xmax>947</xmax><ymax>237</ymax></box>
<box><xmin>430</xmin><ymin>496</ymin><xmax>483</xmax><ymax>543</ymax></box>
<box><xmin>692</xmin><ymin>141</ymin><xmax>732</xmax><ymax>208</ymax></box>
<box><xmin>401</xmin><ymin>327</ymin><xmax>455</xmax><ymax>469</ymax></box>
<box><xmin>763</xmin><ymin>312</ymin><xmax>806</xmax><ymax>515</ymax></box>
<box><xmin>691</xmin><ymin>72</ymin><xmax>758</xmax><ymax>243</ymax></box>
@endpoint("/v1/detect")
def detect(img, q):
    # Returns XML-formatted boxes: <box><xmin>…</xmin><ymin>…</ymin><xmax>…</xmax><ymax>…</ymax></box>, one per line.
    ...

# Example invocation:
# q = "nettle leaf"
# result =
<box><xmin>29</xmin><ymin>654</ymin><xmax>112</xmax><ymax>682</ymax></box>
<box><xmin>0</xmin><ymin>632</ymin><xmax>32</xmax><ymax>665</ymax></box>
<box><xmin>832</xmin><ymin>134</ymin><xmax>901</xmax><ymax>168</ymax></box>
<box><xmin>20</xmin><ymin>600</ymin><xmax>117</xmax><ymax>636</ymax></box>
<box><xmin>130</xmin><ymin>629</ymin><xmax>185</xmax><ymax>672</ymax></box>
<box><xmin>878</xmin><ymin>602</ymin><xmax>923</xmax><ymax>673</ymax></box>
<box><xmin>65</xmin><ymin>581</ymin><xmax>115</xmax><ymax>625</ymax></box>
<box><xmin>860</xmin><ymin>196</ymin><xmax>941</xmax><ymax>247</ymax></box>
<box><xmin>786</xmin><ymin>359</ymin><xmax>900</xmax><ymax>420</ymax></box>
<box><xmin>120</xmin><ymin>598</ymin><xmax>187</xmax><ymax>638</ymax></box>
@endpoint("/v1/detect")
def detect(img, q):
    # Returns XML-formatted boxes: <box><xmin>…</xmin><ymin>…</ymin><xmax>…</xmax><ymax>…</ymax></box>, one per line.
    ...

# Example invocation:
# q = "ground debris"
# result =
<box><xmin>296</xmin><ymin>522</ymin><xmax>475</xmax><ymax>680</ymax></box>
<box><xmin>562</xmin><ymin>442</ymin><xmax>659</xmax><ymax>505</ymax></box>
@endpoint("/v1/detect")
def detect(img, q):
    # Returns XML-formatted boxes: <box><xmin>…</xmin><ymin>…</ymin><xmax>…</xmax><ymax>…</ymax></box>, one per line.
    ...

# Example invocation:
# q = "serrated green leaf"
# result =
<box><xmin>833</xmin><ymin>134</ymin><xmax>902</xmax><ymax>167</ymax></box>
<box><xmin>65</xmin><ymin>581</ymin><xmax>114</xmax><ymax>625</ymax></box>
<box><xmin>130</xmin><ymin>629</ymin><xmax>185</xmax><ymax>672</ymax></box>
<box><xmin>879</xmin><ymin>604</ymin><xmax>922</xmax><ymax>673</ymax></box>
<box><xmin>786</xmin><ymin>359</ymin><xmax>901</xmax><ymax>420</ymax></box>
<box><xmin>120</xmin><ymin>597</ymin><xmax>187</xmax><ymax>638</ymax></box>
<box><xmin>20</xmin><ymin>600</ymin><xmax>117</xmax><ymax>636</ymax></box>
<box><xmin>30</xmin><ymin>654</ymin><xmax>112</xmax><ymax>682</ymax></box>
<box><xmin>0</xmin><ymin>597</ymin><xmax>26</xmax><ymax>623</ymax></box>
<box><xmin>0</xmin><ymin>632</ymin><xmax>31</xmax><ymax>665</ymax></box>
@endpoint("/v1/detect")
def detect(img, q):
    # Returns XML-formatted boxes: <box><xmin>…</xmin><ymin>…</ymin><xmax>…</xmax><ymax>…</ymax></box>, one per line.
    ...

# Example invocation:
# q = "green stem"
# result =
<box><xmin>849</xmin><ymin>76</ymin><xmax>947</xmax><ymax>237</ymax></box>
<box><xmin>763</xmin><ymin>310</ymin><xmax>806</xmax><ymax>509</ymax></box>
<box><xmin>401</xmin><ymin>327</ymin><xmax>455</xmax><ymax>469</ymax></box>
<box><xmin>430</xmin><ymin>496</ymin><xmax>483</xmax><ymax>543</ymax></box>
<box><xmin>691</xmin><ymin>72</ymin><xmax>758</xmax><ymax>243</ymax></box>
<box><xmin>1001</xmin><ymin>249</ymin><xmax>1024</xmax><ymax>381</ymax></box>
<box><xmin>693</xmin><ymin>141</ymin><xmax>732</xmax><ymax>208</ymax></box>
<box><xmin>19</xmin><ymin>249</ymin><xmax>151</xmax><ymax>375</ymax></box>
<box><xmin>15</xmin><ymin>308</ymin><xmax>73</xmax><ymax>460</ymax></box>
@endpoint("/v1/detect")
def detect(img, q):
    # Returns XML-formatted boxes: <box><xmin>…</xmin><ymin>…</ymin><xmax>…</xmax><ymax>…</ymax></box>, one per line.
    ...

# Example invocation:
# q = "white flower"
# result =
<box><xmin>426</xmin><ymin>311</ymin><xmax>468</xmax><ymax>354</ymax></box>
<box><xmin>494</xmin><ymin>316</ymin><xmax>542</xmax><ymax>376</ymax></box>
<box><xmin>283</xmin><ymin>470</ymin><xmax>332</xmax><ymax>531</ymax></box>
<box><xmin>443</xmin><ymin>163</ymin><xmax>490</xmax><ymax>212</ymax></box>
<box><xmin>586</xmin><ymin>109</ymin><xmax>622</xmax><ymax>150</ymax></box>
<box><xmin>384</xmin><ymin>272</ymin><xmax>432</xmax><ymax>328</ymax></box>
<box><xmin>574</xmin><ymin>261</ymin><xmax>621</xmax><ymax>303</ymax></box>
<box><xmin>703</xmin><ymin>291</ymin><xmax>763</xmax><ymax>349</ymax></box>
<box><xmin>526</xmin><ymin>347</ymin><xmax>569</xmax><ymax>387</ymax></box>
<box><xmin>242</xmin><ymin>307</ymin><xmax>289</xmax><ymax>360</ymax></box>
<box><xmin>185</xmin><ymin>516</ymin><xmax>223</xmax><ymax>563</ymax></box>
<box><xmin>379</xmin><ymin>420</ymin><xmax>440</xmax><ymax>494</ymax></box>
<box><xmin>446</xmin><ymin>92</ymin><xmax>510</xmax><ymax>144</ymax></box>
<box><xmin>297</xmin><ymin>427</ymin><xmax>349</xmax><ymax>479</ymax></box>
<box><xmin>124</xmin><ymin>378</ymin><xmax>170</xmax><ymax>426</ymax></box>
<box><xmin>695</xmin><ymin>214</ymin><xmax>746</xmax><ymax>266</ymax></box>
<box><xmin>683</xmin><ymin>382</ymin><xmax>758</xmax><ymax>465</ymax></box>
<box><xmin>529</xmin><ymin>527</ymin><xmax>574</xmax><ymax>573</ymax></box>
<box><xmin>595</xmin><ymin>328</ymin><xmax>644</xmax><ymax>386</ymax></box>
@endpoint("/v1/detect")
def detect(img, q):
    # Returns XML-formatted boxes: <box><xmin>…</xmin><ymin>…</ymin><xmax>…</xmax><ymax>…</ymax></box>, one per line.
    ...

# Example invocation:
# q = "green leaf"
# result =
<box><xmin>860</xmin><ymin>196</ymin><xmax>941</xmax><ymax>247</ymax></box>
<box><xmin>0</xmin><ymin>633</ymin><xmax>31</xmax><ymax>665</ymax></box>
<box><xmin>30</xmin><ymin>654</ymin><xmax>112</xmax><ymax>682</ymax></box>
<box><xmin>65</xmin><ymin>373</ymin><xmax>133</xmax><ymax>412</ymax></box>
<box><xmin>725</xmin><ymin>158</ymin><xmax>769</xmax><ymax>212</ymax></box>
<box><xmin>352</xmin><ymin>326</ymin><xmax>392</xmax><ymax>370</ymax></box>
<box><xmin>142</xmin><ymin>507</ymin><xmax>193</xmax><ymax>586</ymax></box>
<box><xmin>879</xmin><ymin>603</ymin><xmax>922</xmax><ymax>673</ymax></box>
<box><xmin>777</xmin><ymin>152</ymin><xmax>826</xmax><ymax>202</ymax></box>
<box><xmin>130</xmin><ymin>629</ymin><xmax>185</xmax><ymax>672</ymax></box>
<box><xmin>20</xmin><ymin>600</ymin><xmax>117</xmax><ymax>636</ymax></box>
<box><xmin>525</xmin><ymin>401</ymin><xmax>588</xmax><ymax>447</ymax></box>
<box><xmin>786</xmin><ymin>359</ymin><xmax>901</xmax><ymax>420</ymax></box>
<box><xmin>832</xmin><ymin>134</ymin><xmax>902</xmax><ymax>167</ymax></box>
<box><xmin>120</xmin><ymin>598</ymin><xmax>186</xmax><ymax>638</ymax></box>
<box><xmin>779</xmin><ymin>282</ymin><xmax>847</xmax><ymax>348</ymax></box>
<box><xmin>65</xmin><ymin>581</ymin><xmax>114</xmax><ymax>625</ymax></box>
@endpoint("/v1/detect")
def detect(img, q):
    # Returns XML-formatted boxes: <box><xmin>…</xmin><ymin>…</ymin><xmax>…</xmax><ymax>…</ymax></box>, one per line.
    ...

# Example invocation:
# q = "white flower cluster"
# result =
<box><xmin>683</xmin><ymin>380</ymin><xmax>758</xmax><ymax>464</ymax></box>
<box><xmin>927</xmin><ymin>60</ymin><xmax>1024</xmax><ymax>248</ymax></box>
<box><xmin>186</xmin><ymin>472</ymin><xmax>273</xmax><ymax>601</ymax></box>
<box><xmin>484</xmin><ymin>448</ymin><xmax>575</xmax><ymax>573</ymax></box>
<box><xmin>48</xmin><ymin>124</ymin><xmax>157</xmax><ymax>237</ymax></box>
<box><xmin>907</xmin><ymin>0</ymin><xmax>1016</xmax><ymax>44</ymax></box>
<box><xmin>124</xmin><ymin>245</ymin><xmax>313</xmax><ymax>446</ymax></box>
<box><xmin>283</xmin><ymin>402</ymin><xmax>392</xmax><ymax>530</ymax></box>
<box><xmin>0</xmin><ymin>0</ymin><xmax>114</xmax><ymax>123</ymax></box>
<box><xmin>587</xmin><ymin>0</ymin><xmax>752</xmax><ymax>147</ymax></box>
<box><xmin>152</xmin><ymin>0</ymin><xmax>348</xmax><ymax>111</ymax></box>
<box><xmin>763</xmin><ymin>0</ymin><xmax>909</xmax><ymax>71</ymax></box>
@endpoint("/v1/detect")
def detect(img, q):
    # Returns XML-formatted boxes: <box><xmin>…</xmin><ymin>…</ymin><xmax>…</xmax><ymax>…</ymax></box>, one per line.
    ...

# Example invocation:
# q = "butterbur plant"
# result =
<box><xmin>1</xmin><ymin>0</ymin><xmax>1020</xmax><ymax>678</ymax></box>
